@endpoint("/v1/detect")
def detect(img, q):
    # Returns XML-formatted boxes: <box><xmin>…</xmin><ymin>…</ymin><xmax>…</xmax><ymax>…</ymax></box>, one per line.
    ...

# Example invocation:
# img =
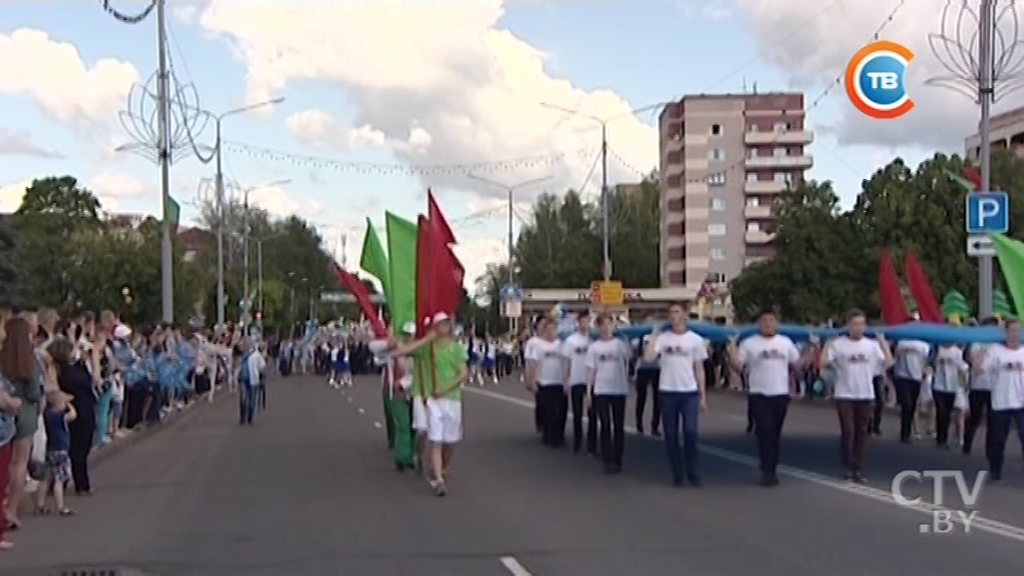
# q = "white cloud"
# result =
<box><xmin>0</xmin><ymin>128</ymin><xmax>63</xmax><ymax>158</ymax></box>
<box><xmin>89</xmin><ymin>170</ymin><xmax>148</xmax><ymax>199</ymax></box>
<box><xmin>0</xmin><ymin>28</ymin><xmax>139</xmax><ymax>136</ymax></box>
<box><xmin>196</xmin><ymin>0</ymin><xmax>657</xmax><ymax>204</ymax></box>
<box><xmin>454</xmin><ymin>237</ymin><xmax>506</xmax><ymax>288</ymax></box>
<box><xmin>735</xmin><ymin>0</ymin><xmax>1024</xmax><ymax>149</ymax></box>
<box><xmin>247</xmin><ymin>184</ymin><xmax>323</xmax><ymax>218</ymax></box>
<box><xmin>287</xmin><ymin>109</ymin><xmax>387</xmax><ymax>150</ymax></box>
<box><xmin>0</xmin><ymin>179</ymin><xmax>31</xmax><ymax>213</ymax></box>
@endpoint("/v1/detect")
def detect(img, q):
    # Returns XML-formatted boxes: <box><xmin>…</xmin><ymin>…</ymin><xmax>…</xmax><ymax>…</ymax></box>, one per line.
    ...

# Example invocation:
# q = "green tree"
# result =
<box><xmin>12</xmin><ymin>176</ymin><xmax>103</xmax><ymax>309</ymax></box>
<box><xmin>0</xmin><ymin>215</ymin><xmax>20</xmax><ymax>306</ymax></box>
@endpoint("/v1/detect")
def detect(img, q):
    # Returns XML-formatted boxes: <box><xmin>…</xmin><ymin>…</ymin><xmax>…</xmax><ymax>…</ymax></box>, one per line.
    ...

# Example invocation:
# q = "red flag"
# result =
<box><xmin>415</xmin><ymin>216</ymin><xmax>463</xmax><ymax>337</ymax></box>
<box><xmin>963</xmin><ymin>165</ymin><xmax>982</xmax><ymax>191</ymax></box>
<box><xmin>905</xmin><ymin>248</ymin><xmax>943</xmax><ymax>323</ymax></box>
<box><xmin>428</xmin><ymin>190</ymin><xmax>456</xmax><ymax>245</ymax></box>
<box><xmin>878</xmin><ymin>249</ymin><xmax>910</xmax><ymax>324</ymax></box>
<box><xmin>331</xmin><ymin>262</ymin><xmax>387</xmax><ymax>337</ymax></box>
<box><xmin>425</xmin><ymin>189</ymin><xmax>465</xmax><ymax>285</ymax></box>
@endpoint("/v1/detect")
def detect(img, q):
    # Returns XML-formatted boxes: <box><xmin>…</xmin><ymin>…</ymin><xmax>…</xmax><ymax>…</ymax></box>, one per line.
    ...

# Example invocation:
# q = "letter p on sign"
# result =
<box><xmin>965</xmin><ymin>192</ymin><xmax>1009</xmax><ymax>235</ymax></box>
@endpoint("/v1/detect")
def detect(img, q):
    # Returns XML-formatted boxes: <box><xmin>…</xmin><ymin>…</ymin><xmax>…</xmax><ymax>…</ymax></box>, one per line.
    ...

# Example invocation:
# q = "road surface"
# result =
<box><xmin>5</xmin><ymin>373</ymin><xmax>1024</xmax><ymax>575</ymax></box>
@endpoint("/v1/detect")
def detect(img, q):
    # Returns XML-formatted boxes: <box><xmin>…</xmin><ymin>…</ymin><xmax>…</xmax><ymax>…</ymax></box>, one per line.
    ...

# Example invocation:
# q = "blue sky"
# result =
<box><xmin>0</xmin><ymin>0</ymin><xmax>994</xmax><ymax>286</ymax></box>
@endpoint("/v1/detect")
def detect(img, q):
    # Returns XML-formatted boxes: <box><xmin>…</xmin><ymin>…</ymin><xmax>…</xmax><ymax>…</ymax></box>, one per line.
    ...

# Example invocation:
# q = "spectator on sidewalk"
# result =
<box><xmin>0</xmin><ymin>319</ymin><xmax>21</xmax><ymax>550</ymax></box>
<box><xmin>33</xmin><ymin>389</ymin><xmax>75</xmax><ymax>516</ymax></box>
<box><xmin>2</xmin><ymin>317</ymin><xmax>43</xmax><ymax>532</ymax></box>
<box><xmin>49</xmin><ymin>338</ymin><xmax>96</xmax><ymax>496</ymax></box>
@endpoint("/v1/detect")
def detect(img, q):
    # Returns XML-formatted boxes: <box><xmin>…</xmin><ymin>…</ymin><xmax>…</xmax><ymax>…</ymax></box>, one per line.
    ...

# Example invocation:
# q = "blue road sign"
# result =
<box><xmin>966</xmin><ymin>191</ymin><xmax>1009</xmax><ymax>234</ymax></box>
<box><xmin>500</xmin><ymin>283</ymin><xmax>523</xmax><ymax>300</ymax></box>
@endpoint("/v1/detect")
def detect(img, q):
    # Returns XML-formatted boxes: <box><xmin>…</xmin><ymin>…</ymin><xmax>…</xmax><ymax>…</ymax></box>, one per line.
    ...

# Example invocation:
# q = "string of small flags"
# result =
<box><xmin>221</xmin><ymin>141</ymin><xmax>596</xmax><ymax>177</ymax></box>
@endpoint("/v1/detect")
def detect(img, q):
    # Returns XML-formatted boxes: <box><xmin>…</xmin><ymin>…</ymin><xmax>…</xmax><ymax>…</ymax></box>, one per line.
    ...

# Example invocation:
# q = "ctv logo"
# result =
<box><xmin>891</xmin><ymin>470</ymin><xmax>987</xmax><ymax>535</ymax></box>
<box><xmin>845</xmin><ymin>40</ymin><xmax>915</xmax><ymax>119</ymax></box>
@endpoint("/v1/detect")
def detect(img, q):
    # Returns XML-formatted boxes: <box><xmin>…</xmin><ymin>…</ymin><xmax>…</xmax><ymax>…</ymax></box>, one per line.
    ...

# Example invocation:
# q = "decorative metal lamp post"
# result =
<box><xmin>926</xmin><ymin>0</ymin><xmax>1024</xmax><ymax>318</ymax></box>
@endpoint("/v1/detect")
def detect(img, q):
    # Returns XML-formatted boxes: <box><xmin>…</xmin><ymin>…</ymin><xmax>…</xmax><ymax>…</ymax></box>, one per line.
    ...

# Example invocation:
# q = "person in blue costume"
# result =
<box><xmin>238</xmin><ymin>338</ymin><xmax>266</xmax><ymax>425</ymax></box>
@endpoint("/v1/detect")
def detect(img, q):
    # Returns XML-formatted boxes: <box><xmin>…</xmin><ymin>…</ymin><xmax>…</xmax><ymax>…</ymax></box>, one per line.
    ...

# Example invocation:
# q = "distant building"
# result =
<box><xmin>176</xmin><ymin>226</ymin><xmax>213</xmax><ymax>263</ymax></box>
<box><xmin>658</xmin><ymin>92</ymin><xmax>813</xmax><ymax>289</ymax></box>
<box><xmin>965</xmin><ymin>105</ymin><xmax>1024</xmax><ymax>161</ymax></box>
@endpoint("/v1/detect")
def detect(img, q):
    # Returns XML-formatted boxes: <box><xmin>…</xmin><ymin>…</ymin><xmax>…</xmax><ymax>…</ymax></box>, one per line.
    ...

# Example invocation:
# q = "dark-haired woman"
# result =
<box><xmin>49</xmin><ymin>338</ymin><xmax>96</xmax><ymax>495</ymax></box>
<box><xmin>0</xmin><ymin>319</ymin><xmax>22</xmax><ymax>549</ymax></box>
<box><xmin>2</xmin><ymin>317</ymin><xmax>43</xmax><ymax>530</ymax></box>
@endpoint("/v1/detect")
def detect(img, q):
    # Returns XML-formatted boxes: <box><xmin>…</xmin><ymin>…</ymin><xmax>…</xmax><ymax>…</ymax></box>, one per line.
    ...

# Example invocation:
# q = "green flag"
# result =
<box><xmin>991</xmin><ymin>234</ymin><xmax>1024</xmax><ymax>318</ymax></box>
<box><xmin>944</xmin><ymin>169</ymin><xmax>976</xmax><ymax>193</ymax></box>
<box><xmin>385</xmin><ymin>212</ymin><xmax>417</xmax><ymax>330</ymax></box>
<box><xmin>165</xmin><ymin>195</ymin><xmax>180</xmax><ymax>232</ymax></box>
<box><xmin>360</xmin><ymin>219</ymin><xmax>391</xmax><ymax>304</ymax></box>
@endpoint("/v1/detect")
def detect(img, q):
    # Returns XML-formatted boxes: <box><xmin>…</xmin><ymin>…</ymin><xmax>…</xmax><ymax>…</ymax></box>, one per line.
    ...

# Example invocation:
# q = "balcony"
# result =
<box><xmin>745</xmin><ymin>130</ymin><xmax>814</xmax><ymax>145</ymax></box>
<box><xmin>744</xmin><ymin>180</ymin><xmax>788</xmax><ymax>194</ymax></box>
<box><xmin>745</xmin><ymin>154</ymin><xmax>813</xmax><ymax>169</ymax></box>
<box><xmin>745</xmin><ymin>230</ymin><xmax>776</xmax><ymax>244</ymax></box>
<box><xmin>743</xmin><ymin>205</ymin><xmax>774</xmax><ymax>219</ymax></box>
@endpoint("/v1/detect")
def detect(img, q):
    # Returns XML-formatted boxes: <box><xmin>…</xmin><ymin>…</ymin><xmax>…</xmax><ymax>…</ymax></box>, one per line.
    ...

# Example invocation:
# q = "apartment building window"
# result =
<box><xmin>747</xmin><ymin>222</ymin><xmax>761</xmax><ymax>232</ymax></box>
<box><xmin>711</xmin><ymin>198</ymin><xmax>726</xmax><ymax>211</ymax></box>
<box><xmin>711</xmin><ymin>124</ymin><xmax>722</xmax><ymax>136</ymax></box>
<box><xmin>774</xmin><ymin>122</ymin><xmax>792</xmax><ymax>132</ymax></box>
<box><xmin>748</xmin><ymin>148</ymin><xmax>758</xmax><ymax>160</ymax></box>
<box><xmin>709</xmin><ymin>148</ymin><xmax>725</xmax><ymax>161</ymax></box>
<box><xmin>708</xmin><ymin>172</ymin><xmax>726</xmax><ymax>186</ymax></box>
<box><xmin>746</xmin><ymin>172</ymin><xmax>758</xmax><ymax>183</ymax></box>
<box><xmin>747</xmin><ymin>124</ymin><xmax>758</xmax><ymax>132</ymax></box>
<box><xmin>746</xmin><ymin>197</ymin><xmax>760</xmax><ymax>207</ymax></box>
<box><xmin>710</xmin><ymin>248</ymin><xmax>726</xmax><ymax>260</ymax></box>
<box><xmin>773</xmin><ymin>147</ymin><xmax>787</xmax><ymax>157</ymax></box>
<box><xmin>707</xmin><ymin>272</ymin><xmax>726</xmax><ymax>284</ymax></box>
<box><xmin>709</xmin><ymin>223</ymin><xmax>727</xmax><ymax>236</ymax></box>
<box><xmin>774</xmin><ymin>171</ymin><xmax>792</xmax><ymax>184</ymax></box>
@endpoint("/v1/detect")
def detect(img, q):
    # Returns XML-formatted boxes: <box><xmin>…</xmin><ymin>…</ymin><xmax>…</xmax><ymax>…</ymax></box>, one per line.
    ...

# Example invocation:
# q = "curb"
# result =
<box><xmin>88</xmin><ymin>399</ymin><xmax>208</xmax><ymax>467</ymax></box>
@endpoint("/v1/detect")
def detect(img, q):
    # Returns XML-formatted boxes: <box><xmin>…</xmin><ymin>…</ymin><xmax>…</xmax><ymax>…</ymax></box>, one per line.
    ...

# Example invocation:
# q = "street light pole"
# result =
<box><xmin>466</xmin><ymin>173</ymin><xmax>551</xmax><ymax>332</ymax></box>
<box><xmin>600</xmin><ymin>122</ymin><xmax>610</xmax><ymax>280</ymax></box>
<box><xmin>239</xmin><ymin>178</ymin><xmax>290</xmax><ymax>333</ymax></box>
<box><xmin>978</xmin><ymin>0</ymin><xmax>995</xmax><ymax>318</ymax></box>
<box><xmin>257</xmin><ymin>239</ymin><xmax>264</xmax><ymax>318</ymax></box>
<box><xmin>206</xmin><ymin>98</ymin><xmax>284</xmax><ymax>330</ymax></box>
<box><xmin>539</xmin><ymin>101</ymin><xmax>666</xmax><ymax>282</ymax></box>
<box><xmin>156</xmin><ymin>0</ymin><xmax>174</xmax><ymax>323</ymax></box>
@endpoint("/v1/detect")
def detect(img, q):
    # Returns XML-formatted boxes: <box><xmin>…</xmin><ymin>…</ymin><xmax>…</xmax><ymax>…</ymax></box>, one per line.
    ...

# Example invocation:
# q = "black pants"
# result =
<box><xmin>986</xmin><ymin>408</ymin><xmax>1024</xmax><ymax>478</ymax></box>
<box><xmin>538</xmin><ymin>385</ymin><xmax>567</xmax><ymax>447</ymax></box>
<box><xmin>258</xmin><ymin>382</ymin><xmax>267</xmax><ymax>410</ymax></box>
<box><xmin>594</xmin><ymin>395</ymin><xmax>626</xmax><ymax>469</ymax></box>
<box><xmin>871</xmin><ymin>376</ymin><xmax>885</xmax><ymax>432</ymax></box>
<box><xmin>569</xmin><ymin>384</ymin><xmax>597</xmax><ymax>454</ymax></box>
<box><xmin>68</xmin><ymin>412</ymin><xmax>95</xmax><ymax>493</ymax></box>
<box><xmin>533</xmin><ymin>390</ymin><xmax>543</xmax><ymax>433</ymax></box>
<box><xmin>892</xmin><ymin>377</ymin><xmax>921</xmax><ymax>441</ymax></box>
<box><xmin>963</xmin><ymin>389</ymin><xmax>992</xmax><ymax>454</ymax></box>
<box><xmin>933</xmin><ymin>390</ymin><xmax>957</xmax><ymax>447</ymax></box>
<box><xmin>749</xmin><ymin>394</ymin><xmax>789</xmax><ymax>475</ymax></box>
<box><xmin>634</xmin><ymin>369</ymin><xmax>661</xmax><ymax>433</ymax></box>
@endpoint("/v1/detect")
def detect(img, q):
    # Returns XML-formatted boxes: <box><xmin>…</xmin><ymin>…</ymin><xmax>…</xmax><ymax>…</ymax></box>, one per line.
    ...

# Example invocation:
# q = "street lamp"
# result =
<box><xmin>237</xmin><ymin>178</ymin><xmax>291</xmax><ymax>332</ymax></box>
<box><xmin>466</xmin><ymin>173</ymin><xmax>551</xmax><ymax>332</ymax></box>
<box><xmin>540</xmin><ymin>101</ymin><xmax>665</xmax><ymax>281</ymax></box>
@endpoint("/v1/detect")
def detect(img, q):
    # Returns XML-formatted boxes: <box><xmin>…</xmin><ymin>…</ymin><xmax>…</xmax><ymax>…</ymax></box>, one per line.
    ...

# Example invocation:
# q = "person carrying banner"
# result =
<box><xmin>370</xmin><ymin>323</ymin><xmax>417</xmax><ymax>471</ymax></box>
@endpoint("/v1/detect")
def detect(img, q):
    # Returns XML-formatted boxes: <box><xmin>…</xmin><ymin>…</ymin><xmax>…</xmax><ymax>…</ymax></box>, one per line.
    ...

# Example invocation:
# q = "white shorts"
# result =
<box><xmin>426</xmin><ymin>397</ymin><xmax>462</xmax><ymax>444</ymax></box>
<box><xmin>412</xmin><ymin>396</ymin><xmax>429</xmax><ymax>432</ymax></box>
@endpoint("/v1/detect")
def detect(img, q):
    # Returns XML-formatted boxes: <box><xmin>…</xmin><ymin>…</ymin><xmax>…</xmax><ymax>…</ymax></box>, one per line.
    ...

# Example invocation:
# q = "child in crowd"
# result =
<box><xmin>35</xmin><ymin>390</ymin><xmax>76</xmax><ymax>516</ymax></box>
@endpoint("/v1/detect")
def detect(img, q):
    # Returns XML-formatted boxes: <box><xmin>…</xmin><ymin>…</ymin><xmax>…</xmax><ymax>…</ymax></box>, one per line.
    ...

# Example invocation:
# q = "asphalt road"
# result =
<box><xmin>5</xmin><ymin>373</ymin><xmax>1024</xmax><ymax>576</ymax></box>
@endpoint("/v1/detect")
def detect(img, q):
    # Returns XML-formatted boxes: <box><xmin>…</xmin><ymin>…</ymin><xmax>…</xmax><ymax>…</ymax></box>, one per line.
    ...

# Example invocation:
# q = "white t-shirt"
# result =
<box><xmin>561</xmin><ymin>332</ymin><xmax>591</xmax><ymax>385</ymax></box>
<box><xmin>931</xmin><ymin>345</ymin><xmax>967</xmax><ymax>394</ymax></box>
<box><xmin>980</xmin><ymin>344</ymin><xmax>1024</xmax><ymax>411</ymax></box>
<box><xmin>737</xmin><ymin>334</ymin><xmax>800</xmax><ymax>396</ymax></box>
<box><xmin>585</xmin><ymin>338</ymin><xmax>631</xmax><ymax>395</ymax></box>
<box><xmin>653</xmin><ymin>330</ymin><xmax>708</xmax><ymax>393</ymax></box>
<box><xmin>826</xmin><ymin>337</ymin><xmax>885</xmax><ymax>400</ymax></box>
<box><xmin>967</xmin><ymin>344</ymin><xmax>993</xmax><ymax>391</ymax></box>
<box><xmin>893</xmin><ymin>340</ymin><xmax>930</xmax><ymax>381</ymax></box>
<box><xmin>527</xmin><ymin>338</ymin><xmax>564</xmax><ymax>386</ymax></box>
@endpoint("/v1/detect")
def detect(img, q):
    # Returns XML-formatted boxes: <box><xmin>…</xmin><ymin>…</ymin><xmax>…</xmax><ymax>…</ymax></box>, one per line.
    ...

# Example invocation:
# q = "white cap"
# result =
<box><xmin>402</xmin><ymin>322</ymin><xmax>416</xmax><ymax>335</ymax></box>
<box><xmin>113</xmin><ymin>324</ymin><xmax>132</xmax><ymax>339</ymax></box>
<box><xmin>432</xmin><ymin>312</ymin><xmax>451</xmax><ymax>324</ymax></box>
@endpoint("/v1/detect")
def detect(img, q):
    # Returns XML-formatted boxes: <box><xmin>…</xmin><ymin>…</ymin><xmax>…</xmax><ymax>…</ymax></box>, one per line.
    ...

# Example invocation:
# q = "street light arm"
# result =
<box><xmin>218</xmin><ymin>97</ymin><xmax>286</xmax><ymax>121</ymax></box>
<box><xmin>467</xmin><ymin>173</ymin><xmax>552</xmax><ymax>191</ymax></box>
<box><xmin>540</xmin><ymin>101</ymin><xmax>604</xmax><ymax>125</ymax></box>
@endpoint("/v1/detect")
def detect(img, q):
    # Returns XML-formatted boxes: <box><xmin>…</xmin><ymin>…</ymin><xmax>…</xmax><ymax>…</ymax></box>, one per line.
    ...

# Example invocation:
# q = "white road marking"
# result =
<box><xmin>357</xmin><ymin>408</ymin><xmax>365</xmax><ymax>414</ymax></box>
<box><xmin>499</xmin><ymin>556</ymin><xmax>532</xmax><ymax>576</ymax></box>
<box><xmin>347</xmin><ymin>398</ymin><xmax>353</xmax><ymax>403</ymax></box>
<box><xmin>373</xmin><ymin>421</ymin><xmax>382</xmax><ymax>429</ymax></box>
<box><xmin>465</xmin><ymin>386</ymin><xmax>1024</xmax><ymax>544</ymax></box>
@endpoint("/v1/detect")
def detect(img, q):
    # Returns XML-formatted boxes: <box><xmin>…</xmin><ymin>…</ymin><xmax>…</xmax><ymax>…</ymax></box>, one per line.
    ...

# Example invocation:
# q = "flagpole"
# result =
<box><xmin>977</xmin><ymin>0</ymin><xmax>995</xmax><ymax>318</ymax></box>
